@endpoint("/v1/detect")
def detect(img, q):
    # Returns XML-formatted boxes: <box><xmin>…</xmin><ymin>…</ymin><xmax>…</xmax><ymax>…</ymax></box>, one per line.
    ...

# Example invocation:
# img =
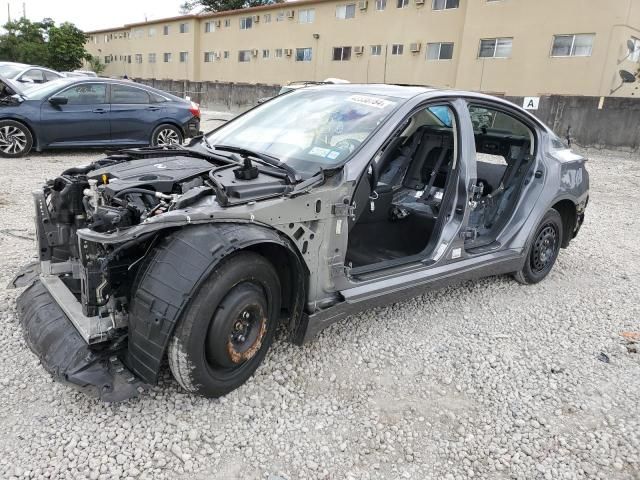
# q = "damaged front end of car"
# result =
<box><xmin>11</xmin><ymin>150</ymin><xmax>233</xmax><ymax>400</ymax></box>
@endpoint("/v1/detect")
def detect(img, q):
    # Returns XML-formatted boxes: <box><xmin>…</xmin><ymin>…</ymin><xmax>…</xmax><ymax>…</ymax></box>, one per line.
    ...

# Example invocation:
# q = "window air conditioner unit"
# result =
<box><xmin>252</xmin><ymin>15</ymin><xmax>260</xmax><ymax>22</ymax></box>
<box><xmin>214</xmin><ymin>51</ymin><xmax>221</xmax><ymax>59</ymax></box>
<box><xmin>354</xmin><ymin>45</ymin><xmax>364</xmax><ymax>55</ymax></box>
<box><xmin>286</xmin><ymin>10</ymin><xmax>295</xmax><ymax>18</ymax></box>
<box><xmin>410</xmin><ymin>42</ymin><xmax>421</xmax><ymax>52</ymax></box>
<box><xmin>252</xmin><ymin>49</ymin><xmax>259</xmax><ymax>56</ymax></box>
<box><xmin>415</xmin><ymin>0</ymin><xmax>425</xmax><ymax>4</ymax></box>
<box><xmin>214</xmin><ymin>20</ymin><xmax>221</xmax><ymax>27</ymax></box>
<box><xmin>359</xmin><ymin>0</ymin><xmax>368</xmax><ymax>10</ymax></box>
<box><xmin>284</xmin><ymin>48</ymin><xmax>293</xmax><ymax>56</ymax></box>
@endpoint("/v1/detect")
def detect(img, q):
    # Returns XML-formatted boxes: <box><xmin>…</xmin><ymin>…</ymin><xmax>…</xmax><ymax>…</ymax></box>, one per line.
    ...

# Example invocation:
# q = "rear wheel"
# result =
<box><xmin>0</xmin><ymin>120</ymin><xmax>33</xmax><ymax>157</ymax></box>
<box><xmin>514</xmin><ymin>209</ymin><xmax>563</xmax><ymax>284</ymax></box>
<box><xmin>151</xmin><ymin>124</ymin><xmax>183</xmax><ymax>147</ymax></box>
<box><xmin>168</xmin><ymin>252</ymin><xmax>280</xmax><ymax>397</ymax></box>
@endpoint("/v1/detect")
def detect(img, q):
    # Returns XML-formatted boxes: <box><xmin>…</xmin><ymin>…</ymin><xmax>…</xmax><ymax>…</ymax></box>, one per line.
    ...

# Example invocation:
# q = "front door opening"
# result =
<box><xmin>345</xmin><ymin>104</ymin><xmax>458</xmax><ymax>269</ymax></box>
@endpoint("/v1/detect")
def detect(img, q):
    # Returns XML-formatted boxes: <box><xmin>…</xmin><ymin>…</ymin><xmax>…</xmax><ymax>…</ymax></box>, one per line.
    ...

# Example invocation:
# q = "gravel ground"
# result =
<box><xmin>0</xmin><ymin>145</ymin><xmax>639</xmax><ymax>480</ymax></box>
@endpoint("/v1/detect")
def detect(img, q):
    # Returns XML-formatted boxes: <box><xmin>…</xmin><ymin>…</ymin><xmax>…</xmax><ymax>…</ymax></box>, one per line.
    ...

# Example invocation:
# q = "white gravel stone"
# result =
<box><xmin>0</xmin><ymin>145</ymin><xmax>638</xmax><ymax>479</ymax></box>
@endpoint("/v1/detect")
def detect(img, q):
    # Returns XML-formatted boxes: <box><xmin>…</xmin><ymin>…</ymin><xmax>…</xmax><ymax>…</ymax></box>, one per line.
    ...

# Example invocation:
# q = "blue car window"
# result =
<box><xmin>111</xmin><ymin>84</ymin><xmax>150</xmax><ymax>104</ymax></box>
<box><xmin>58</xmin><ymin>83</ymin><xmax>107</xmax><ymax>105</ymax></box>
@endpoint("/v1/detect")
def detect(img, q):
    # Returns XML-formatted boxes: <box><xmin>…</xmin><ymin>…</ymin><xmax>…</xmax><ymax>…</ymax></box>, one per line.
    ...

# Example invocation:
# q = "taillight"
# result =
<box><xmin>189</xmin><ymin>101</ymin><xmax>200</xmax><ymax>118</ymax></box>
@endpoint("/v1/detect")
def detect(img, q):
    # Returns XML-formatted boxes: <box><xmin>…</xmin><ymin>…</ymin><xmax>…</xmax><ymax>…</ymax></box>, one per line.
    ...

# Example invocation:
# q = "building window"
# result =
<box><xmin>149</xmin><ymin>27</ymin><xmax>156</xmax><ymax>36</ymax></box>
<box><xmin>333</xmin><ymin>46</ymin><xmax>352</xmax><ymax>61</ymax></box>
<box><xmin>264</xmin><ymin>13</ymin><xmax>271</xmax><ymax>23</ymax></box>
<box><xmin>204</xmin><ymin>52</ymin><xmax>215</xmax><ymax>62</ymax></box>
<box><xmin>223</xmin><ymin>51</ymin><xmax>229</xmax><ymax>59</ymax></box>
<box><xmin>396</xmin><ymin>0</ymin><xmax>409</xmax><ymax>8</ymax></box>
<box><xmin>432</xmin><ymin>0</ymin><xmax>459</xmax><ymax>9</ymax></box>
<box><xmin>298</xmin><ymin>8</ymin><xmax>315</xmax><ymax>23</ymax></box>
<box><xmin>427</xmin><ymin>42</ymin><xmax>454</xmax><ymax>60</ymax></box>
<box><xmin>336</xmin><ymin>4</ymin><xmax>356</xmax><ymax>19</ymax></box>
<box><xmin>180</xmin><ymin>51</ymin><xmax>189</xmax><ymax>62</ymax></box>
<box><xmin>479</xmin><ymin>37</ymin><xmax>513</xmax><ymax>58</ymax></box>
<box><xmin>224</xmin><ymin>19</ymin><xmax>231</xmax><ymax>27</ymax></box>
<box><xmin>371</xmin><ymin>44</ymin><xmax>382</xmax><ymax>55</ymax></box>
<box><xmin>148</xmin><ymin>53</ymin><xmax>156</xmax><ymax>63</ymax></box>
<box><xmin>296</xmin><ymin>47</ymin><xmax>312</xmax><ymax>61</ymax></box>
<box><xmin>375</xmin><ymin>0</ymin><xmax>386</xmax><ymax>10</ymax></box>
<box><xmin>127</xmin><ymin>55</ymin><xmax>132</xmax><ymax>64</ymax></box>
<box><xmin>551</xmin><ymin>34</ymin><xmax>594</xmax><ymax>57</ymax></box>
<box><xmin>179</xmin><ymin>23</ymin><xmax>189</xmax><ymax>33</ymax></box>
<box><xmin>204</xmin><ymin>21</ymin><xmax>214</xmax><ymax>33</ymax></box>
<box><xmin>238</xmin><ymin>50</ymin><xmax>251</xmax><ymax>62</ymax></box>
<box><xmin>275</xmin><ymin>48</ymin><xmax>283</xmax><ymax>58</ymax></box>
<box><xmin>135</xmin><ymin>54</ymin><xmax>143</xmax><ymax>64</ymax></box>
<box><xmin>263</xmin><ymin>49</ymin><xmax>270</xmax><ymax>59</ymax></box>
<box><xmin>133</xmin><ymin>28</ymin><xmax>143</xmax><ymax>38</ymax></box>
<box><xmin>631</xmin><ymin>37</ymin><xmax>640</xmax><ymax>62</ymax></box>
<box><xmin>391</xmin><ymin>44</ymin><xmax>404</xmax><ymax>55</ymax></box>
<box><xmin>240</xmin><ymin>17</ymin><xmax>253</xmax><ymax>29</ymax></box>
<box><xmin>163</xmin><ymin>52</ymin><xmax>172</xmax><ymax>63</ymax></box>
<box><xmin>163</xmin><ymin>25</ymin><xmax>169</xmax><ymax>35</ymax></box>
<box><xmin>276</xmin><ymin>11</ymin><xmax>285</xmax><ymax>21</ymax></box>
<box><xmin>104</xmin><ymin>56</ymin><xmax>111</xmax><ymax>64</ymax></box>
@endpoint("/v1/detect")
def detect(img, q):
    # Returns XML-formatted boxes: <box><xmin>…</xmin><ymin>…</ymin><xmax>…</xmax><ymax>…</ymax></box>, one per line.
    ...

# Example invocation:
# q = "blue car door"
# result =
<box><xmin>109</xmin><ymin>83</ymin><xmax>164</xmax><ymax>144</ymax></box>
<box><xmin>40</xmin><ymin>83</ymin><xmax>110</xmax><ymax>146</ymax></box>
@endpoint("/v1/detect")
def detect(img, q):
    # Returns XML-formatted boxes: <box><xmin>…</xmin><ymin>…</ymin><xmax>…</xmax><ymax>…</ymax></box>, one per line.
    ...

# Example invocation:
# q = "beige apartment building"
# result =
<box><xmin>85</xmin><ymin>0</ymin><xmax>640</xmax><ymax>97</ymax></box>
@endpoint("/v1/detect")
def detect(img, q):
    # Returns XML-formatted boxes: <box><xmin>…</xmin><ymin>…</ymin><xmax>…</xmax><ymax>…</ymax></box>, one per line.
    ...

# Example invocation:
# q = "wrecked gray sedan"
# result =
<box><xmin>12</xmin><ymin>85</ymin><xmax>588</xmax><ymax>401</ymax></box>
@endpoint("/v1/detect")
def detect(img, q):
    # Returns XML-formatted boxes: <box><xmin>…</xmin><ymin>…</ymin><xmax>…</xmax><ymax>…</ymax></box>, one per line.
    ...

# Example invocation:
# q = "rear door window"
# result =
<box><xmin>111</xmin><ymin>84</ymin><xmax>151</xmax><ymax>104</ymax></box>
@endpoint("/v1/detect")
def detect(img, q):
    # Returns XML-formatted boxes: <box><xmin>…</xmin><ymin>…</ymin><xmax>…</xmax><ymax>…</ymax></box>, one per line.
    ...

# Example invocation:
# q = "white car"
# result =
<box><xmin>0</xmin><ymin>62</ymin><xmax>63</xmax><ymax>85</ymax></box>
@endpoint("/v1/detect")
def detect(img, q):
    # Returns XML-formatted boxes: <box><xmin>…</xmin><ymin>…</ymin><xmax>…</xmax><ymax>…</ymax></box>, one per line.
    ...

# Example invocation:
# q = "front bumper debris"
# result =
<box><xmin>15</xmin><ymin>278</ymin><xmax>147</xmax><ymax>402</ymax></box>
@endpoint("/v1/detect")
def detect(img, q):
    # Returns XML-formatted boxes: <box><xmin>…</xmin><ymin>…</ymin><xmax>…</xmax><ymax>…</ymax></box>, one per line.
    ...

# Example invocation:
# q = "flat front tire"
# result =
<box><xmin>0</xmin><ymin>120</ymin><xmax>33</xmax><ymax>157</ymax></box>
<box><xmin>514</xmin><ymin>208</ymin><xmax>563</xmax><ymax>285</ymax></box>
<box><xmin>168</xmin><ymin>252</ymin><xmax>281</xmax><ymax>397</ymax></box>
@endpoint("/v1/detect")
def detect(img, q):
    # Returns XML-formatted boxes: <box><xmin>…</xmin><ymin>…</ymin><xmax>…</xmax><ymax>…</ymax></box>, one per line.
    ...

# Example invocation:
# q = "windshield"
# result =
<box><xmin>206</xmin><ymin>89</ymin><xmax>400</xmax><ymax>174</ymax></box>
<box><xmin>0</xmin><ymin>64</ymin><xmax>25</xmax><ymax>78</ymax></box>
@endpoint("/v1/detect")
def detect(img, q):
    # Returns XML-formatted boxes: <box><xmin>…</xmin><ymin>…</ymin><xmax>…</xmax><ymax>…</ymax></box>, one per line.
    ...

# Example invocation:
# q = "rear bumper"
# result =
<box><xmin>184</xmin><ymin>116</ymin><xmax>201</xmax><ymax>138</ymax></box>
<box><xmin>14</xmin><ymin>273</ymin><xmax>147</xmax><ymax>402</ymax></box>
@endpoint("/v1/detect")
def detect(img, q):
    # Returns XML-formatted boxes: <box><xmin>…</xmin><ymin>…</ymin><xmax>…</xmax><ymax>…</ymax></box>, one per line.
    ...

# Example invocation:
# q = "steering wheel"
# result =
<box><xmin>333</xmin><ymin>138</ymin><xmax>361</xmax><ymax>154</ymax></box>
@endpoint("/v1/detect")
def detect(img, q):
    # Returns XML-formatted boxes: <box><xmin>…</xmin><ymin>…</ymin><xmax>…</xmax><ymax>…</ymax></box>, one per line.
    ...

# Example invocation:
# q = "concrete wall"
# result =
<box><xmin>135</xmin><ymin>78</ymin><xmax>280</xmax><ymax>111</ymax></box>
<box><xmin>507</xmin><ymin>95</ymin><xmax>640</xmax><ymax>151</ymax></box>
<box><xmin>138</xmin><ymin>77</ymin><xmax>640</xmax><ymax>150</ymax></box>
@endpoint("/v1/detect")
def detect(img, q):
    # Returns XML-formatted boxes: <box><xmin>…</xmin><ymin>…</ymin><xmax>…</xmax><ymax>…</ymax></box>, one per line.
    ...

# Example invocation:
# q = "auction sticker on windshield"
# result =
<box><xmin>347</xmin><ymin>95</ymin><xmax>394</xmax><ymax>109</ymax></box>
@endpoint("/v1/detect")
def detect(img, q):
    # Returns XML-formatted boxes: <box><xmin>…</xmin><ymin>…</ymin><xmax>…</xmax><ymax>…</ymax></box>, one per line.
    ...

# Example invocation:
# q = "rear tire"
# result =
<box><xmin>151</xmin><ymin>124</ymin><xmax>183</xmax><ymax>147</ymax></box>
<box><xmin>514</xmin><ymin>208</ymin><xmax>563</xmax><ymax>285</ymax></box>
<box><xmin>0</xmin><ymin>120</ymin><xmax>33</xmax><ymax>157</ymax></box>
<box><xmin>168</xmin><ymin>252</ymin><xmax>281</xmax><ymax>397</ymax></box>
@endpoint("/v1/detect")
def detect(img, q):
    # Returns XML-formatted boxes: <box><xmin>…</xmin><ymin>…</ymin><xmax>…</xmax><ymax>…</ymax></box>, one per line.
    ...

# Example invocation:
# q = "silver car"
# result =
<box><xmin>0</xmin><ymin>61</ymin><xmax>63</xmax><ymax>85</ymax></box>
<box><xmin>13</xmin><ymin>84</ymin><xmax>589</xmax><ymax>401</ymax></box>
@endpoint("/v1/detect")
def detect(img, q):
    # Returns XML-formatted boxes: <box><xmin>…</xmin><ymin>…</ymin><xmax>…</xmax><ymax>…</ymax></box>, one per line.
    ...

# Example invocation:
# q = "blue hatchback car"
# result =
<box><xmin>0</xmin><ymin>77</ymin><xmax>201</xmax><ymax>157</ymax></box>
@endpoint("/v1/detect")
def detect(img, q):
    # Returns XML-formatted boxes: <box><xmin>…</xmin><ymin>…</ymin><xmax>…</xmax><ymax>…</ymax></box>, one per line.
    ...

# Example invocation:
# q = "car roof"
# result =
<box><xmin>302</xmin><ymin>83</ymin><xmax>435</xmax><ymax>99</ymax></box>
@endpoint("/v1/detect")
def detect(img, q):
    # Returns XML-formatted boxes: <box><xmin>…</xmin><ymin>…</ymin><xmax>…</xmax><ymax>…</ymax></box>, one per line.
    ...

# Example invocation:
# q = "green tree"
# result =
<box><xmin>47</xmin><ymin>22</ymin><xmax>89</xmax><ymax>71</ymax></box>
<box><xmin>0</xmin><ymin>18</ymin><xmax>89</xmax><ymax>71</ymax></box>
<box><xmin>180</xmin><ymin>0</ymin><xmax>283</xmax><ymax>13</ymax></box>
<box><xmin>87</xmin><ymin>55</ymin><xmax>106</xmax><ymax>75</ymax></box>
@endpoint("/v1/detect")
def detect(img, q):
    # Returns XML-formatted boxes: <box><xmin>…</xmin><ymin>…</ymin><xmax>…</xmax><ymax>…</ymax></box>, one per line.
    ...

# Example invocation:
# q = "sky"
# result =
<box><xmin>2</xmin><ymin>0</ymin><xmax>186</xmax><ymax>31</ymax></box>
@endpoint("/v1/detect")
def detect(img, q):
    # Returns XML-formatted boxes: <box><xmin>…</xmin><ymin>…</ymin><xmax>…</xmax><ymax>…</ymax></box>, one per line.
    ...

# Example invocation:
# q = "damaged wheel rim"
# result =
<box><xmin>205</xmin><ymin>283</ymin><xmax>269</xmax><ymax>370</ymax></box>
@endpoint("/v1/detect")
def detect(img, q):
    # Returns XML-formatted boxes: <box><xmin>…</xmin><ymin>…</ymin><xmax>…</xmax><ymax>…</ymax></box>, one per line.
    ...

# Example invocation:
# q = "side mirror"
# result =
<box><xmin>19</xmin><ymin>77</ymin><xmax>34</xmax><ymax>84</ymax></box>
<box><xmin>49</xmin><ymin>96</ymin><xmax>68</xmax><ymax>106</ymax></box>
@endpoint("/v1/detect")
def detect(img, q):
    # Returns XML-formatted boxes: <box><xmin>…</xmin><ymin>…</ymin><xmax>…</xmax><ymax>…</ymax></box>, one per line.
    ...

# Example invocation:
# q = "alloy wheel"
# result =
<box><xmin>156</xmin><ymin>128</ymin><xmax>181</xmax><ymax>146</ymax></box>
<box><xmin>0</xmin><ymin>126</ymin><xmax>27</xmax><ymax>155</ymax></box>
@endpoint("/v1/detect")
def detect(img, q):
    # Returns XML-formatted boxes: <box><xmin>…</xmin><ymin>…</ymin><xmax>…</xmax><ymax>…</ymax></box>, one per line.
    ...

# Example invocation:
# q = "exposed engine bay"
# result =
<box><xmin>35</xmin><ymin>148</ymin><xmax>295</xmax><ymax>343</ymax></box>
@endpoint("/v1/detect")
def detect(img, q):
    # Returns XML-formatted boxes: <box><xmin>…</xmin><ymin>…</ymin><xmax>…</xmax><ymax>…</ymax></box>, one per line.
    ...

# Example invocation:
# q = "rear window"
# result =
<box><xmin>0</xmin><ymin>64</ymin><xmax>24</xmax><ymax>77</ymax></box>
